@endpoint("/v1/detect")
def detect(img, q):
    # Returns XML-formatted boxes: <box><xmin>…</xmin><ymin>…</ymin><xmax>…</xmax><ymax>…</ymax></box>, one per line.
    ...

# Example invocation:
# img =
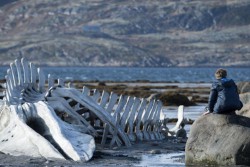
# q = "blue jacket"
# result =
<box><xmin>208</xmin><ymin>78</ymin><xmax>243</xmax><ymax>114</ymax></box>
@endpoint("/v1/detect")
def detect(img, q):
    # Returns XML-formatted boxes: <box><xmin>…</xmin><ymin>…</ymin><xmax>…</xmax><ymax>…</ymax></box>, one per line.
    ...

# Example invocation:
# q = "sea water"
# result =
<box><xmin>136</xmin><ymin>152</ymin><xmax>185</xmax><ymax>167</ymax></box>
<box><xmin>0</xmin><ymin>66</ymin><xmax>249</xmax><ymax>82</ymax></box>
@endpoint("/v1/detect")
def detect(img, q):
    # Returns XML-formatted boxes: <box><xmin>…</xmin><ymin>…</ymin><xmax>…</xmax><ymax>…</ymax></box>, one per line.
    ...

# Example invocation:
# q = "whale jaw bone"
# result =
<box><xmin>0</xmin><ymin>58</ymin><xmax>95</xmax><ymax>161</ymax></box>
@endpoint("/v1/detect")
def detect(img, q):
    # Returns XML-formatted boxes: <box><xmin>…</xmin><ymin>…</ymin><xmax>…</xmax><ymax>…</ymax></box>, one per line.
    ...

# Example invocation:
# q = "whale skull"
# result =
<box><xmin>0</xmin><ymin>58</ymin><xmax>95</xmax><ymax>161</ymax></box>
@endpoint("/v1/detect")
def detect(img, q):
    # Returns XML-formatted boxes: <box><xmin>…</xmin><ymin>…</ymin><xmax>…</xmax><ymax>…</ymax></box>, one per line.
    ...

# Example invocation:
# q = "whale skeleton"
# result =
<box><xmin>0</xmin><ymin>58</ymin><xmax>184</xmax><ymax>161</ymax></box>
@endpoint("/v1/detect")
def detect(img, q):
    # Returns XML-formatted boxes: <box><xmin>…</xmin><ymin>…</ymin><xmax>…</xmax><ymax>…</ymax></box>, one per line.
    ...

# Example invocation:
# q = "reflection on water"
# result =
<box><xmin>136</xmin><ymin>152</ymin><xmax>185</xmax><ymax>167</ymax></box>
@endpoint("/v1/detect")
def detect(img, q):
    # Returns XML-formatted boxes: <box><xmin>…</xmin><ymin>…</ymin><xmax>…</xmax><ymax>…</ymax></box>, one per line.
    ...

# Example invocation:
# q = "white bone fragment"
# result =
<box><xmin>58</xmin><ymin>78</ymin><xmax>65</xmax><ymax>87</ymax></box>
<box><xmin>127</xmin><ymin>98</ymin><xmax>141</xmax><ymax>141</ymax></box>
<box><xmin>21</xmin><ymin>58</ymin><xmax>30</xmax><ymax>84</ymax></box>
<box><xmin>106</xmin><ymin>92</ymin><xmax>118</xmax><ymax>112</ymax></box>
<box><xmin>38</xmin><ymin>68</ymin><xmax>45</xmax><ymax>93</ymax></box>
<box><xmin>82</xmin><ymin>86</ymin><xmax>90</xmax><ymax>96</ymax></box>
<box><xmin>101</xmin><ymin>94</ymin><xmax>126</xmax><ymax>147</ymax></box>
<box><xmin>120</xmin><ymin>96</ymin><xmax>135</xmax><ymax>131</ymax></box>
<box><xmin>169</xmin><ymin>105</ymin><xmax>184</xmax><ymax>135</ymax></box>
<box><xmin>135</xmin><ymin>98</ymin><xmax>147</xmax><ymax>141</ymax></box>
<box><xmin>10</xmin><ymin>63</ymin><xmax>18</xmax><ymax>87</ymax></box>
<box><xmin>30</xmin><ymin>63</ymin><xmax>37</xmax><ymax>84</ymax></box>
<box><xmin>100</xmin><ymin>92</ymin><xmax>119</xmax><ymax>146</ymax></box>
<box><xmin>15</xmin><ymin>59</ymin><xmax>23</xmax><ymax>86</ymax></box>
<box><xmin>99</xmin><ymin>91</ymin><xmax>109</xmax><ymax>108</ymax></box>
<box><xmin>91</xmin><ymin>89</ymin><xmax>101</xmax><ymax>102</ymax></box>
<box><xmin>149</xmin><ymin>101</ymin><xmax>163</xmax><ymax>140</ymax></box>
<box><xmin>45</xmin><ymin>96</ymin><xmax>97</xmax><ymax>136</ymax></box>
<box><xmin>48</xmin><ymin>74</ymin><xmax>55</xmax><ymax>88</ymax></box>
<box><xmin>142</xmin><ymin>100</ymin><xmax>157</xmax><ymax>140</ymax></box>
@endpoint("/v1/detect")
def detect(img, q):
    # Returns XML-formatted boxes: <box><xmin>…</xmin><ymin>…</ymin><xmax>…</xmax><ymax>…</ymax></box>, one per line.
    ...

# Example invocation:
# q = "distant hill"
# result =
<box><xmin>0</xmin><ymin>0</ymin><xmax>250</xmax><ymax>67</ymax></box>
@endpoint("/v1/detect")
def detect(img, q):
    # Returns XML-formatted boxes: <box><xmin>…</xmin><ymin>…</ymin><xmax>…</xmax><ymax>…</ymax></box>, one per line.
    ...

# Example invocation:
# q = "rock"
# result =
<box><xmin>149</xmin><ymin>150</ymin><xmax>161</xmax><ymax>154</ymax></box>
<box><xmin>237</xmin><ymin>82</ymin><xmax>250</xmax><ymax>94</ymax></box>
<box><xmin>237</xmin><ymin>92</ymin><xmax>250</xmax><ymax>117</ymax></box>
<box><xmin>98</xmin><ymin>81</ymin><xmax>106</xmax><ymax>86</ymax></box>
<box><xmin>176</xmin><ymin>128</ymin><xmax>187</xmax><ymax>139</ymax></box>
<box><xmin>155</xmin><ymin>92</ymin><xmax>195</xmax><ymax>106</ymax></box>
<box><xmin>185</xmin><ymin>114</ymin><xmax>250</xmax><ymax>166</ymax></box>
<box><xmin>238</xmin><ymin>103</ymin><xmax>250</xmax><ymax>118</ymax></box>
<box><xmin>240</xmin><ymin>92</ymin><xmax>250</xmax><ymax>105</ymax></box>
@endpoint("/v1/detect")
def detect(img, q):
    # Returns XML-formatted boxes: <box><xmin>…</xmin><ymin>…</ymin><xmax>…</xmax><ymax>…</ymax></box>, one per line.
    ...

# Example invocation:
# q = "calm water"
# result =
<box><xmin>0</xmin><ymin>66</ymin><xmax>249</xmax><ymax>82</ymax></box>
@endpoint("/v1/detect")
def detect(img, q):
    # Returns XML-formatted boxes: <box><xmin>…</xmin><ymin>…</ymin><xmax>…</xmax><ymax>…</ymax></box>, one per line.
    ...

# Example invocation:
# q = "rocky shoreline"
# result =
<box><xmin>0</xmin><ymin>139</ymin><xmax>186</xmax><ymax>166</ymax></box>
<box><xmin>0</xmin><ymin>80</ymin><xmax>208</xmax><ymax>166</ymax></box>
<box><xmin>0</xmin><ymin>80</ymin><xmax>249</xmax><ymax>166</ymax></box>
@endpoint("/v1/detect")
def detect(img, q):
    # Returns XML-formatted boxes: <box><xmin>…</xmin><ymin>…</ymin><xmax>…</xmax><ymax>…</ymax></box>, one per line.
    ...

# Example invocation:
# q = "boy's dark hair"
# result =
<box><xmin>215</xmin><ymin>68</ymin><xmax>227</xmax><ymax>79</ymax></box>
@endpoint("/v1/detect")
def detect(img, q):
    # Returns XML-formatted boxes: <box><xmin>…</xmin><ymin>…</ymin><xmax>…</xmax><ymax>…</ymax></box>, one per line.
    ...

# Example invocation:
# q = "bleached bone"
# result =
<box><xmin>169</xmin><ymin>105</ymin><xmax>184</xmax><ymax>135</ymax></box>
<box><xmin>45</xmin><ymin>96</ymin><xmax>97</xmax><ymax>136</ymax></box>
<box><xmin>146</xmin><ymin>102</ymin><xmax>159</xmax><ymax>140</ymax></box>
<box><xmin>120</xmin><ymin>96</ymin><xmax>135</xmax><ymax>131</ymax></box>
<box><xmin>82</xmin><ymin>86</ymin><xmax>90</xmax><ymax>96</ymax></box>
<box><xmin>142</xmin><ymin>99</ymin><xmax>156</xmax><ymax>140</ymax></box>
<box><xmin>53</xmin><ymin>87</ymin><xmax>127</xmax><ymax>148</ymax></box>
<box><xmin>101</xmin><ymin>94</ymin><xmax>128</xmax><ymax>147</ymax></box>
<box><xmin>152</xmin><ymin>101</ymin><xmax>165</xmax><ymax>139</ymax></box>
<box><xmin>48</xmin><ymin>74</ymin><xmax>55</xmax><ymax>88</ymax></box>
<box><xmin>99</xmin><ymin>91</ymin><xmax>110</xmax><ymax>108</ymax></box>
<box><xmin>100</xmin><ymin>92</ymin><xmax>119</xmax><ymax>146</ymax></box>
<box><xmin>58</xmin><ymin>78</ymin><xmax>65</xmax><ymax>87</ymax></box>
<box><xmin>63</xmin><ymin>83</ymin><xmax>166</xmax><ymax>144</ymax></box>
<box><xmin>147</xmin><ymin>101</ymin><xmax>163</xmax><ymax>140</ymax></box>
<box><xmin>92</xmin><ymin>89</ymin><xmax>101</xmax><ymax>102</ymax></box>
<box><xmin>127</xmin><ymin>98</ymin><xmax>141</xmax><ymax>141</ymax></box>
<box><xmin>134</xmin><ymin>98</ymin><xmax>147</xmax><ymax>141</ymax></box>
<box><xmin>1</xmin><ymin>58</ymin><xmax>171</xmax><ymax>160</ymax></box>
<box><xmin>90</xmin><ymin>90</ymin><xmax>109</xmax><ymax>127</ymax></box>
<box><xmin>1</xmin><ymin>58</ymin><xmax>95</xmax><ymax>161</ymax></box>
<box><xmin>47</xmin><ymin>87</ymin><xmax>131</xmax><ymax>147</ymax></box>
<box><xmin>0</xmin><ymin>104</ymin><xmax>64</xmax><ymax>160</ymax></box>
<box><xmin>49</xmin><ymin>82</ymin><xmax>166</xmax><ymax>145</ymax></box>
<box><xmin>106</xmin><ymin>92</ymin><xmax>118</xmax><ymax>112</ymax></box>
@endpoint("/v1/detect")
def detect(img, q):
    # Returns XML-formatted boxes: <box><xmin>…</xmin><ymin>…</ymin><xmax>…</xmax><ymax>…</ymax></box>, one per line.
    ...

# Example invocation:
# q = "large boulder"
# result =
<box><xmin>185</xmin><ymin>114</ymin><xmax>250</xmax><ymax>166</ymax></box>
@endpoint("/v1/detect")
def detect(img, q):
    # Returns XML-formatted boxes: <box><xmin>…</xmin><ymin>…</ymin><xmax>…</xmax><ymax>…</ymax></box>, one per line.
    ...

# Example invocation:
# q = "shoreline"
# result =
<box><xmin>0</xmin><ymin>81</ymin><xmax>209</xmax><ymax>166</ymax></box>
<box><xmin>0</xmin><ymin>81</ymin><xmax>211</xmax><ymax>104</ymax></box>
<box><xmin>0</xmin><ymin>139</ymin><xmax>186</xmax><ymax>167</ymax></box>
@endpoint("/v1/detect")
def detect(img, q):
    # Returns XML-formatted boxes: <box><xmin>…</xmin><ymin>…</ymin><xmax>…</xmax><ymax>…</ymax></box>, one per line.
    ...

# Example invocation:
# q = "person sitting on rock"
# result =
<box><xmin>203</xmin><ymin>68</ymin><xmax>243</xmax><ymax>115</ymax></box>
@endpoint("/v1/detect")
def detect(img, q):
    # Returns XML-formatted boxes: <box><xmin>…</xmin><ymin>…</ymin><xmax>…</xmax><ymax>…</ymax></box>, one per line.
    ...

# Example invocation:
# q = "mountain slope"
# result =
<box><xmin>0</xmin><ymin>0</ymin><xmax>249</xmax><ymax>66</ymax></box>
